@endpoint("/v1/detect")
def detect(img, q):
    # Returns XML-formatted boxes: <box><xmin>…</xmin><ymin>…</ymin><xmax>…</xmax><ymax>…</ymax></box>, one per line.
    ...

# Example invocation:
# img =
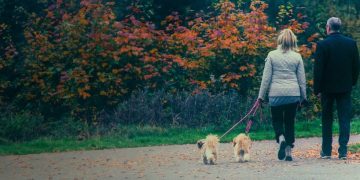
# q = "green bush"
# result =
<box><xmin>112</xmin><ymin>90</ymin><xmax>271</xmax><ymax>128</ymax></box>
<box><xmin>0</xmin><ymin>112</ymin><xmax>84</xmax><ymax>142</ymax></box>
<box><xmin>46</xmin><ymin>116</ymin><xmax>83</xmax><ymax>139</ymax></box>
<box><xmin>0</xmin><ymin>112</ymin><xmax>44</xmax><ymax>141</ymax></box>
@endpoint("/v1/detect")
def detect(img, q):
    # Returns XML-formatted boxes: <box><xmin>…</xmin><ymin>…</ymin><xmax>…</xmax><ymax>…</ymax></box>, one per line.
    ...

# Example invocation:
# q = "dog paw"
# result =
<box><xmin>203</xmin><ymin>156</ymin><xmax>208</xmax><ymax>164</ymax></box>
<box><xmin>244</xmin><ymin>154</ymin><xmax>250</xmax><ymax>162</ymax></box>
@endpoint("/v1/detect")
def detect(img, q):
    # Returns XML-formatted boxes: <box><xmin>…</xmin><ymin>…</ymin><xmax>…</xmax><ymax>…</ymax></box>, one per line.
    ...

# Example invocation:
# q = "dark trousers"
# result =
<box><xmin>321</xmin><ymin>92</ymin><xmax>352</xmax><ymax>156</ymax></box>
<box><xmin>271</xmin><ymin>103</ymin><xmax>298</xmax><ymax>148</ymax></box>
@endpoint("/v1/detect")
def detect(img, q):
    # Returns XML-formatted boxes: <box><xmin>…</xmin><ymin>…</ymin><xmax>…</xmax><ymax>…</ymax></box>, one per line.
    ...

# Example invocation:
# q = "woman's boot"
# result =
<box><xmin>278</xmin><ymin>135</ymin><xmax>286</xmax><ymax>160</ymax></box>
<box><xmin>285</xmin><ymin>145</ymin><xmax>293</xmax><ymax>161</ymax></box>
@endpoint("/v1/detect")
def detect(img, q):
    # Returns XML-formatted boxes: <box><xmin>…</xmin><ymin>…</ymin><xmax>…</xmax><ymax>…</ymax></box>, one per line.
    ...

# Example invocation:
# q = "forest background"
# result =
<box><xmin>1</xmin><ymin>0</ymin><xmax>360</xmax><ymax>149</ymax></box>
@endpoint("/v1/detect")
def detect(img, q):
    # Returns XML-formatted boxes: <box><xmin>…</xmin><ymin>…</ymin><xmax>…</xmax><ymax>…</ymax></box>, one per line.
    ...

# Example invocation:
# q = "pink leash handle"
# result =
<box><xmin>245</xmin><ymin>119</ymin><xmax>253</xmax><ymax>134</ymax></box>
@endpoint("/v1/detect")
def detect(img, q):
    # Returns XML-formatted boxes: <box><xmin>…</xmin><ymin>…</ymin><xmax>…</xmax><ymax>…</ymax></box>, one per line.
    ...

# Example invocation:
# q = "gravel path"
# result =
<box><xmin>1</xmin><ymin>135</ymin><xmax>360</xmax><ymax>180</ymax></box>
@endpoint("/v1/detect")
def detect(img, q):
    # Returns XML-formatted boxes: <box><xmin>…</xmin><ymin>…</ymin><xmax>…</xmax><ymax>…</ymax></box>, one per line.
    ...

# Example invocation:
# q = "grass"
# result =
<box><xmin>349</xmin><ymin>143</ymin><xmax>360</xmax><ymax>153</ymax></box>
<box><xmin>1</xmin><ymin>119</ymin><xmax>360</xmax><ymax>156</ymax></box>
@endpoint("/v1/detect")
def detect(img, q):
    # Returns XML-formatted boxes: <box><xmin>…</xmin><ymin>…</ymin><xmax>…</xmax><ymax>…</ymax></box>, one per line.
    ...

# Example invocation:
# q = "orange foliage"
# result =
<box><xmin>20</xmin><ymin>0</ymin><xmax>315</xmax><ymax>121</ymax></box>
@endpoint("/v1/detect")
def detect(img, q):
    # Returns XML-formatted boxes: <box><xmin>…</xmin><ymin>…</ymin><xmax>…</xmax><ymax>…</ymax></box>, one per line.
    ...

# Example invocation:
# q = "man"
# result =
<box><xmin>314</xmin><ymin>17</ymin><xmax>360</xmax><ymax>160</ymax></box>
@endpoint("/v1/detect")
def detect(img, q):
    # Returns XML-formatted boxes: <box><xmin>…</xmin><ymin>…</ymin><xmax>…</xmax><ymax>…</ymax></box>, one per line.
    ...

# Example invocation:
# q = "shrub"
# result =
<box><xmin>0</xmin><ymin>111</ymin><xmax>85</xmax><ymax>141</ymax></box>
<box><xmin>18</xmin><ymin>0</ymin><xmax>314</xmax><ymax>124</ymax></box>
<box><xmin>0</xmin><ymin>112</ymin><xmax>45</xmax><ymax>141</ymax></box>
<box><xmin>112</xmin><ymin>90</ymin><xmax>270</xmax><ymax>128</ymax></box>
<box><xmin>46</xmin><ymin>116</ymin><xmax>83</xmax><ymax>138</ymax></box>
<box><xmin>0</xmin><ymin>23</ymin><xmax>18</xmax><ymax>108</ymax></box>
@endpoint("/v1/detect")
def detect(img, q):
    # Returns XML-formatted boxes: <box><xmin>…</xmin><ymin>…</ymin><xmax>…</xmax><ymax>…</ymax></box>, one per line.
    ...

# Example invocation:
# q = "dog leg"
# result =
<box><xmin>244</xmin><ymin>147</ymin><xmax>250</xmax><ymax>162</ymax></box>
<box><xmin>234</xmin><ymin>150</ymin><xmax>240</xmax><ymax>162</ymax></box>
<box><xmin>244</xmin><ymin>153</ymin><xmax>250</xmax><ymax>162</ymax></box>
<box><xmin>239</xmin><ymin>150</ymin><xmax>245</xmax><ymax>162</ymax></box>
<box><xmin>213</xmin><ymin>152</ymin><xmax>217</xmax><ymax>164</ymax></box>
<box><xmin>203</xmin><ymin>155</ymin><xmax>208</xmax><ymax>165</ymax></box>
<box><xmin>235</xmin><ymin>156</ymin><xmax>240</xmax><ymax>162</ymax></box>
<box><xmin>209</xmin><ymin>158</ymin><xmax>215</xmax><ymax>165</ymax></box>
<box><xmin>209</xmin><ymin>154</ymin><xmax>216</xmax><ymax>165</ymax></box>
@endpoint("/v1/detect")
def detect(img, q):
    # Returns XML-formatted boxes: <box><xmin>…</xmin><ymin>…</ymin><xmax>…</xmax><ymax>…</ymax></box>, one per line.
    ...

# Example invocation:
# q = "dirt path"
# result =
<box><xmin>1</xmin><ymin>135</ymin><xmax>360</xmax><ymax>180</ymax></box>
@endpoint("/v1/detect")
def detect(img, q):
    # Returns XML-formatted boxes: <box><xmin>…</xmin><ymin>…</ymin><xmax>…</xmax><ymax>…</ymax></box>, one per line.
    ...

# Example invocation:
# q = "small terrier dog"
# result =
<box><xmin>232</xmin><ymin>133</ymin><xmax>252</xmax><ymax>162</ymax></box>
<box><xmin>196</xmin><ymin>134</ymin><xmax>219</xmax><ymax>165</ymax></box>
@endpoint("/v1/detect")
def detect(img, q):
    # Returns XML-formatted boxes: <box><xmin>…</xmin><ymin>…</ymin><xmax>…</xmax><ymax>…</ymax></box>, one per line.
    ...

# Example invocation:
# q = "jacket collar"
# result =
<box><xmin>328</xmin><ymin>32</ymin><xmax>341</xmax><ymax>36</ymax></box>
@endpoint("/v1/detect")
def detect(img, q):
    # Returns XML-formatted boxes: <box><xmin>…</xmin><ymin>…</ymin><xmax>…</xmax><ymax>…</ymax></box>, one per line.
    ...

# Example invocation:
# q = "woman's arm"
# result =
<box><xmin>297</xmin><ymin>56</ymin><xmax>307</xmax><ymax>101</ymax></box>
<box><xmin>258</xmin><ymin>55</ymin><xmax>273</xmax><ymax>100</ymax></box>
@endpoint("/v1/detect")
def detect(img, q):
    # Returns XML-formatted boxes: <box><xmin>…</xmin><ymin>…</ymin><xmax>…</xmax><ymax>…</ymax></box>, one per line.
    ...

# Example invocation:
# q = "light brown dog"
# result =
<box><xmin>232</xmin><ymin>133</ymin><xmax>251</xmax><ymax>162</ymax></box>
<box><xmin>196</xmin><ymin>134</ymin><xmax>219</xmax><ymax>165</ymax></box>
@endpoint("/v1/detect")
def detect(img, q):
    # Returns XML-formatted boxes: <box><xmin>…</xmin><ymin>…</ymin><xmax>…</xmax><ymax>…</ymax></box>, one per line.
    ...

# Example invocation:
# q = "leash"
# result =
<box><xmin>219</xmin><ymin>99</ymin><xmax>261</xmax><ymax>139</ymax></box>
<box><xmin>245</xmin><ymin>100</ymin><xmax>266</xmax><ymax>134</ymax></box>
<box><xmin>245</xmin><ymin>119</ymin><xmax>253</xmax><ymax>134</ymax></box>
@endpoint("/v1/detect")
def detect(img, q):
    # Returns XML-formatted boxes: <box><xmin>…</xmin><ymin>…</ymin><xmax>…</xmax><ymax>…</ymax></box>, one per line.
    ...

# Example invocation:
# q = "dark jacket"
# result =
<box><xmin>314</xmin><ymin>32</ymin><xmax>360</xmax><ymax>94</ymax></box>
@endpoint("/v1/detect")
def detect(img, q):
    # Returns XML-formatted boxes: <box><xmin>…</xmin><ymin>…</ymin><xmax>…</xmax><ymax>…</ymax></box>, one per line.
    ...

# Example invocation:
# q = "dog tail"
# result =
<box><xmin>205</xmin><ymin>134</ymin><xmax>219</xmax><ymax>147</ymax></box>
<box><xmin>238</xmin><ymin>134</ymin><xmax>251</xmax><ymax>150</ymax></box>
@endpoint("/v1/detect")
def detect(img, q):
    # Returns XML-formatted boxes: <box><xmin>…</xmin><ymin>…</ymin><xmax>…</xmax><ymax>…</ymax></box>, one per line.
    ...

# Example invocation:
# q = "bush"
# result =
<box><xmin>0</xmin><ymin>112</ymin><xmax>84</xmax><ymax>142</ymax></box>
<box><xmin>46</xmin><ymin>116</ymin><xmax>83</xmax><ymax>139</ymax></box>
<box><xmin>0</xmin><ymin>112</ymin><xmax>45</xmax><ymax>141</ymax></box>
<box><xmin>0</xmin><ymin>0</ymin><xmax>322</xmax><ymax>138</ymax></box>
<box><xmin>112</xmin><ymin>90</ymin><xmax>271</xmax><ymax>129</ymax></box>
<box><xmin>16</xmin><ymin>0</ymin><xmax>314</xmax><ymax>124</ymax></box>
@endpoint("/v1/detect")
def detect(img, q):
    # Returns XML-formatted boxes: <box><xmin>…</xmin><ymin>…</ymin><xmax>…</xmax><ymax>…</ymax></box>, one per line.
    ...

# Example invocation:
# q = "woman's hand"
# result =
<box><xmin>257</xmin><ymin>98</ymin><xmax>264</xmax><ymax>105</ymax></box>
<box><xmin>300</xmin><ymin>99</ymin><xmax>309</xmax><ymax>107</ymax></box>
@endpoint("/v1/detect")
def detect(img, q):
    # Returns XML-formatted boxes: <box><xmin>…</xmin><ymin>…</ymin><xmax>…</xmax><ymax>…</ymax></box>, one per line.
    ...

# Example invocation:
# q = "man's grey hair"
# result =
<box><xmin>327</xmin><ymin>17</ymin><xmax>342</xmax><ymax>32</ymax></box>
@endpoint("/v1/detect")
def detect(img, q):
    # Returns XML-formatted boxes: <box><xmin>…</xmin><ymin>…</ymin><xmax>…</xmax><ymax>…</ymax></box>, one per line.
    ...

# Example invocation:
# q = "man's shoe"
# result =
<box><xmin>278</xmin><ymin>135</ymin><xmax>286</xmax><ymax>160</ymax></box>
<box><xmin>338</xmin><ymin>146</ymin><xmax>347</xmax><ymax>160</ymax></box>
<box><xmin>321</xmin><ymin>155</ymin><xmax>331</xmax><ymax>159</ymax></box>
<box><xmin>320</xmin><ymin>151</ymin><xmax>331</xmax><ymax>159</ymax></box>
<box><xmin>339</xmin><ymin>154</ymin><xmax>347</xmax><ymax>160</ymax></box>
<box><xmin>339</xmin><ymin>156</ymin><xmax>347</xmax><ymax>160</ymax></box>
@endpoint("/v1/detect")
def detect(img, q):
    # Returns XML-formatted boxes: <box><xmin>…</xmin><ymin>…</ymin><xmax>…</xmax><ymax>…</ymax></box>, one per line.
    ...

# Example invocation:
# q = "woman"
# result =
<box><xmin>258</xmin><ymin>29</ymin><xmax>307</xmax><ymax>161</ymax></box>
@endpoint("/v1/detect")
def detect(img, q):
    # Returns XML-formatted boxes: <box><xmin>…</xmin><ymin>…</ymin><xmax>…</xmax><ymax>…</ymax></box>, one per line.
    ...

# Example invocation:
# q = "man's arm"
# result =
<box><xmin>313</xmin><ymin>42</ymin><xmax>324</xmax><ymax>95</ymax></box>
<box><xmin>352</xmin><ymin>42</ymin><xmax>360</xmax><ymax>86</ymax></box>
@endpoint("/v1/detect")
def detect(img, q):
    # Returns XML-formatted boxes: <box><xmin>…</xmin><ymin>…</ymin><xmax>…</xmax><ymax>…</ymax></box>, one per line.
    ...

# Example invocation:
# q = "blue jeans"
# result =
<box><xmin>321</xmin><ymin>92</ymin><xmax>352</xmax><ymax>156</ymax></box>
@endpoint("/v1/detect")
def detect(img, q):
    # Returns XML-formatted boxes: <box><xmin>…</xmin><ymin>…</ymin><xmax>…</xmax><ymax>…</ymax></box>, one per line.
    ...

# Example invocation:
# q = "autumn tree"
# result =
<box><xmin>17</xmin><ymin>0</ymin><xmax>316</xmax><ymax>124</ymax></box>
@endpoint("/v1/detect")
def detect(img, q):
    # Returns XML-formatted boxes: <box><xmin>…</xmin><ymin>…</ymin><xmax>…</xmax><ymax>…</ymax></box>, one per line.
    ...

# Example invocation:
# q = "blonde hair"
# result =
<box><xmin>277</xmin><ymin>29</ymin><xmax>298</xmax><ymax>52</ymax></box>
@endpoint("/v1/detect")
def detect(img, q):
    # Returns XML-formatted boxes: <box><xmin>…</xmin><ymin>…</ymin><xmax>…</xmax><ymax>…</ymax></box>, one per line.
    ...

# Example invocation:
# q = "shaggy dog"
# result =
<box><xmin>232</xmin><ymin>133</ymin><xmax>252</xmax><ymax>162</ymax></box>
<box><xmin>196</xmin><ymin>134</ymin><xmax>219</xmax><ymax>165</ymax></box>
